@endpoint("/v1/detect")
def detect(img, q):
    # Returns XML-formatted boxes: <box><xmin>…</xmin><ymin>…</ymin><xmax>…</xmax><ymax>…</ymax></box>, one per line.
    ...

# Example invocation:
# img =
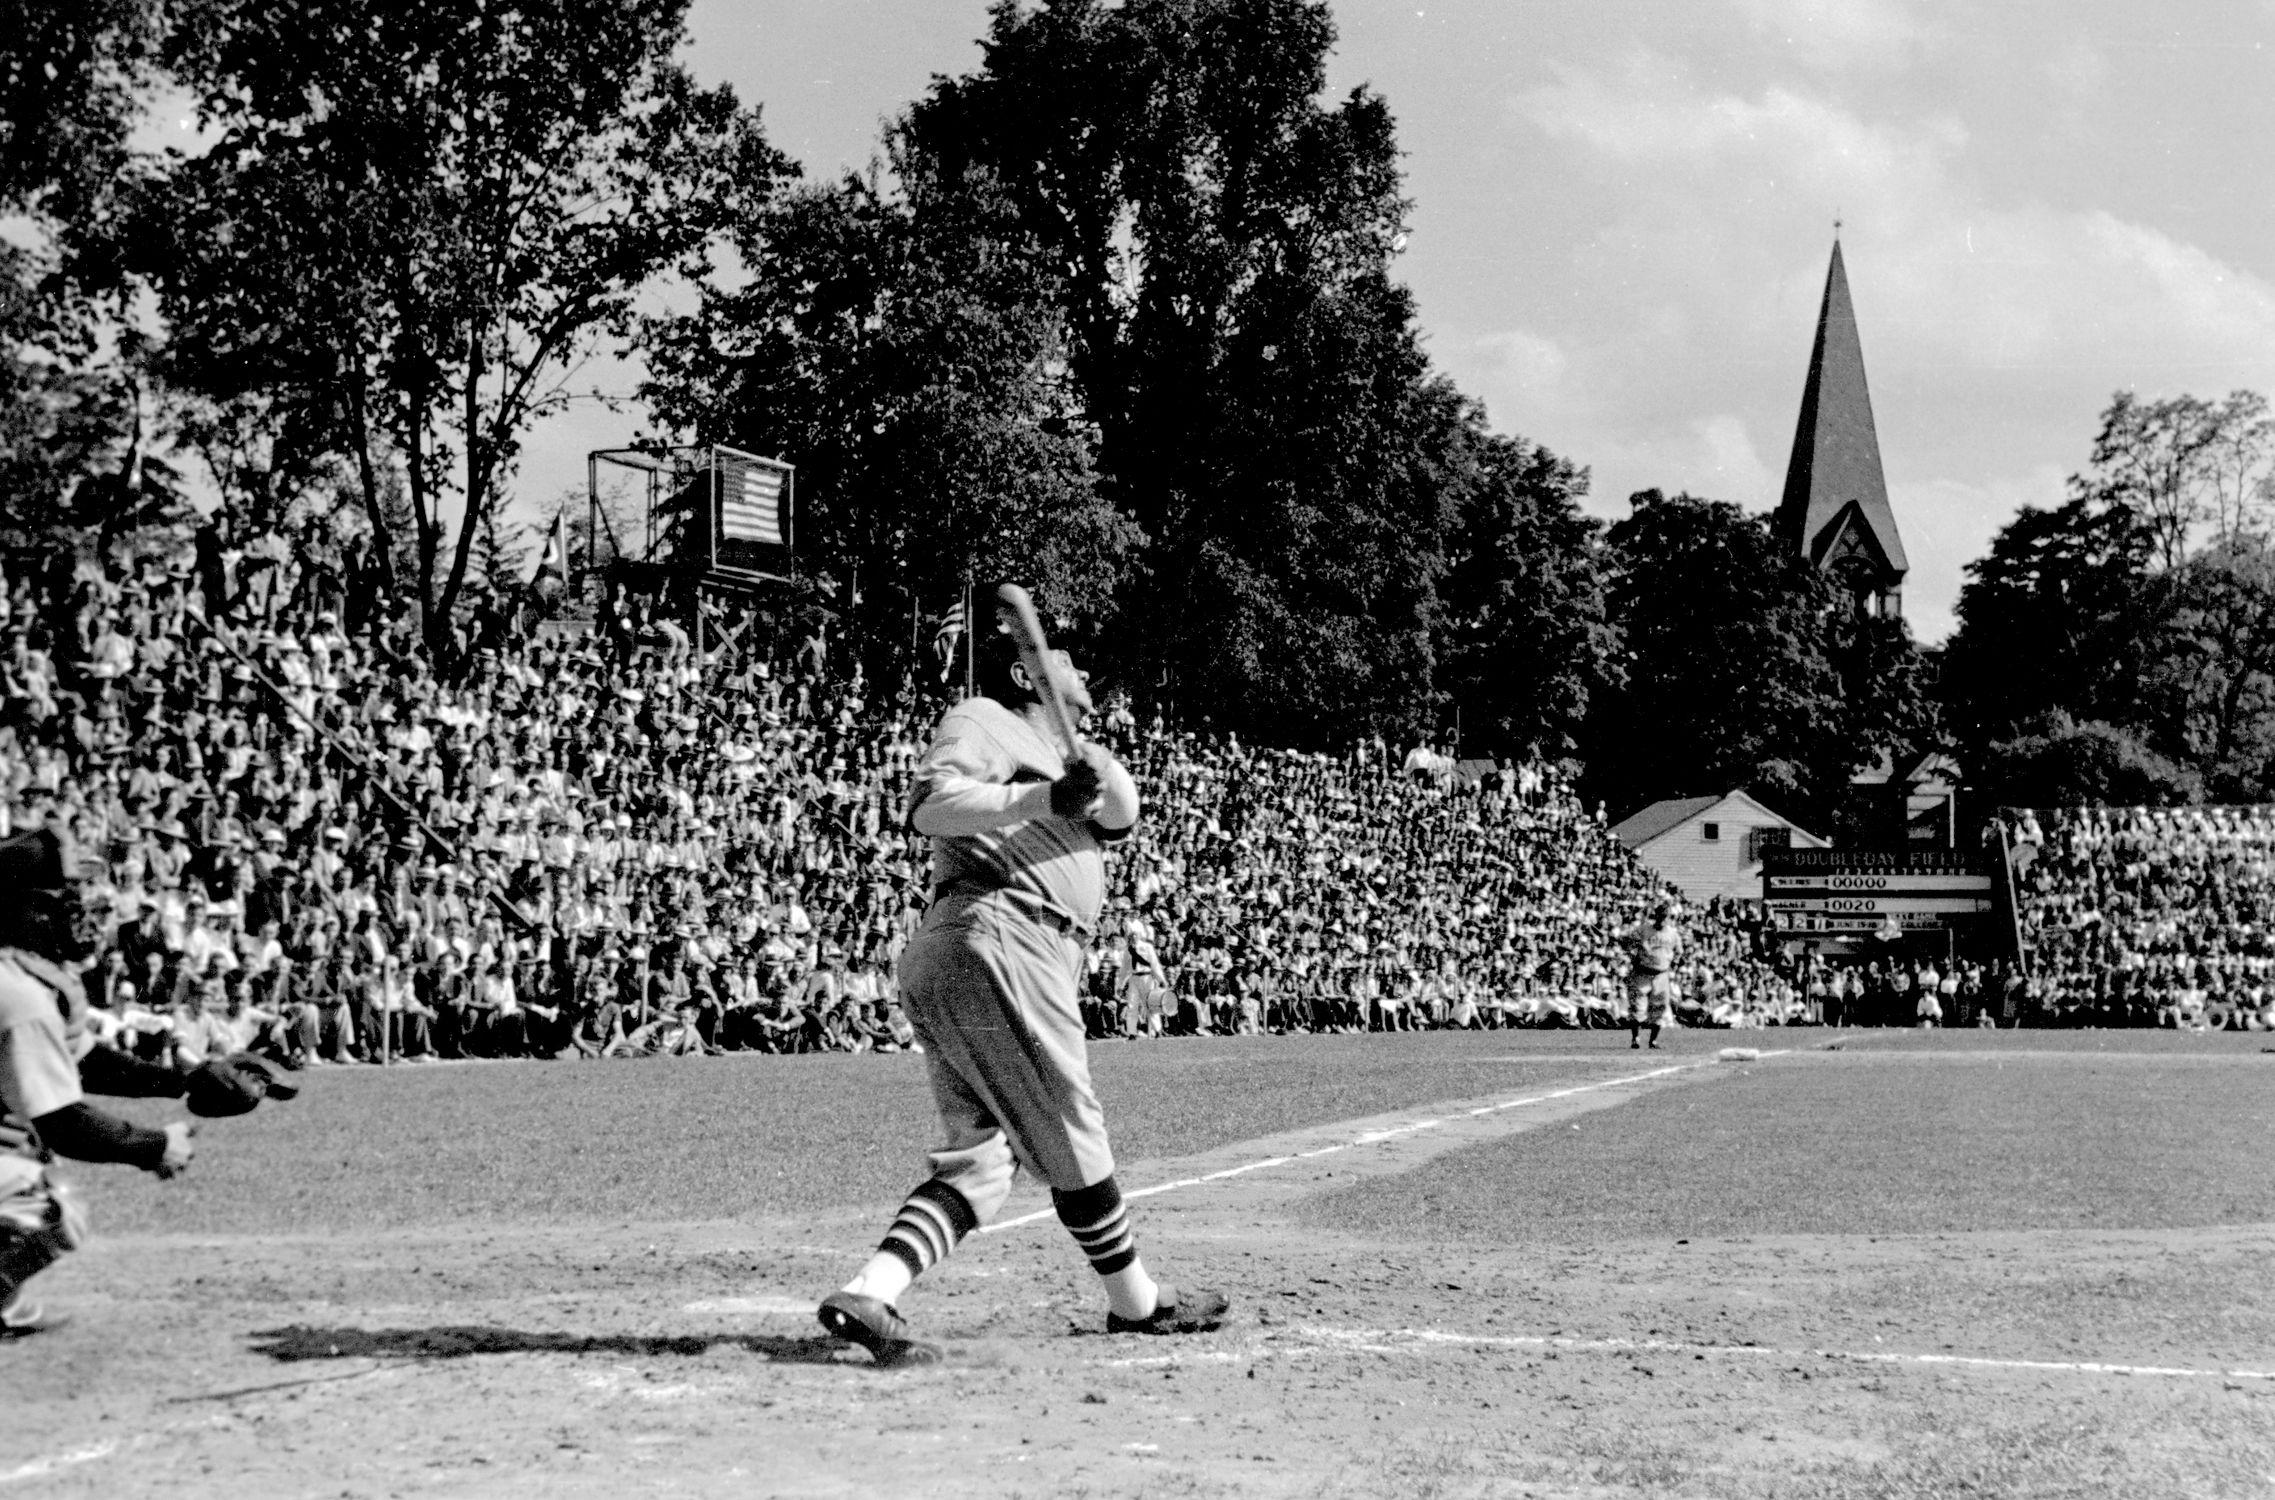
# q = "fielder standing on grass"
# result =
<box><xmin>1624</xmin><ymin>897</ymin><xmax>1682</xmax><ymax>1050</ymax></box>
<box><xmin>817</xmin><ymin>589</ymin><xmax>1228</xmax><ymax>1365</ymax></box>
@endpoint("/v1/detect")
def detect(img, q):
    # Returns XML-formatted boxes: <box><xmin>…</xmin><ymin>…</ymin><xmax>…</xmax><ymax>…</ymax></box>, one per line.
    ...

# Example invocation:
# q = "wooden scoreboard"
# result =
<box><xmin>1761</xmin><ymin>847</ymin><xmax>1999</xmax><ymax>956</ymax></box>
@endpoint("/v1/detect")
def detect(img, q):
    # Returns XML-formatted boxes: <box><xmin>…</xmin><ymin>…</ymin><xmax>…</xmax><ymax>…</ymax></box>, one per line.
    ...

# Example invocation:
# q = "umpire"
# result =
<box><xmin>817</xmin><ymin>613</ymin><xmax>1228</xmax><ymax>1364</ymax></box>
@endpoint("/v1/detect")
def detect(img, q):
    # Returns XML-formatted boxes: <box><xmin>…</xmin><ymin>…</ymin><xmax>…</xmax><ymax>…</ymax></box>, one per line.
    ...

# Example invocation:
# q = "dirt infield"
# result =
<box><xmin>5</xmin><ymin>1033</ymin><xmax>2274</xmax><ymax>1497</ymax></box>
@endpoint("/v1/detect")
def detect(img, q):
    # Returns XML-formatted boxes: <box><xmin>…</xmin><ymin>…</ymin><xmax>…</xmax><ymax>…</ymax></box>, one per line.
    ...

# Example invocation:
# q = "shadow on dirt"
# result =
<box><xmin>248</xmin><ymin>1323</ymin><xmax>852</xmax><ymax>1365</ymax></box>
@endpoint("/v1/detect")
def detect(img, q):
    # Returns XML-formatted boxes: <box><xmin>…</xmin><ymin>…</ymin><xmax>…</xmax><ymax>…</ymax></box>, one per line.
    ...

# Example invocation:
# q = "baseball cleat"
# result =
<box><xmin>1106</xmin><ymin>1286</ymin><xmax>1231</xmax><ymax>1335</ymax></box>
<box><xmin>0</xmin><ymin>1297</ymin><xmax>69</xmax><ymax>1339</ymax></box>
<box><xmin>817</xmin><ymin>1291</ymin><xmax>941</xmax><ymax>1366</ymax></box>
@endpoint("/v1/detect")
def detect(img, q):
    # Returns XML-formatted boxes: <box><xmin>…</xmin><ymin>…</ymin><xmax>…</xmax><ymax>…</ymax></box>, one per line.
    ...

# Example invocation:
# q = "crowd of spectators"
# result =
<box><xmin>0</xmin><ymin>535</ymin><xmax>1752</xmax><ymax>1062</ymax></box>
<box><xmin>3</xmin><ymin>541</ymin><xmax>942</xmax><ymax>1067</ymax></box>
<box><xmin>1077</xmin><ymin>733</ymin><xmax>1792</xmax><ymax>1035</ymax></box>
<box><xmin>2006</xmin><ymin>806</ymin><xmax>2275</xmax><ymax>1029</ymax></box>
<box><xmin>14</xmin><ymin>529</ymin><xmax>2193</xmax><ymax>1074</ymax></box>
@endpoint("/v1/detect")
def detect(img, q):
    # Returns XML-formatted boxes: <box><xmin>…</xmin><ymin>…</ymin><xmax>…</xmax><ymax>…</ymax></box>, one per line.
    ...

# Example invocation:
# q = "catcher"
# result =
<box><xmin>0</xmin><ymin>829</ymin><xmax>294</xmax><ymax>1337</ymax></box>
<box><xmin>1623</xmin><ymin>897</ymin><xmax>1683</xmax><ymax>1050</ymax></box>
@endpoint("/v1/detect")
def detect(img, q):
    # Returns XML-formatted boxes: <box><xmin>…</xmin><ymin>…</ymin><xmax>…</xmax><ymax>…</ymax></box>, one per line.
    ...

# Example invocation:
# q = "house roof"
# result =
<box><xmin>1610</xmin><ymin>795</ymin><xmax>1723</xmax><ymax>850</ymax></box>
<box><xmin>1611</xmin><ymin>789</ymin><xmax>1829</xmax><ymax>851</ymax></box>
<box><xmin>1775</xmin><ymin>241</ymin><xmax>1908</xmax><ymax>578</ymax></box>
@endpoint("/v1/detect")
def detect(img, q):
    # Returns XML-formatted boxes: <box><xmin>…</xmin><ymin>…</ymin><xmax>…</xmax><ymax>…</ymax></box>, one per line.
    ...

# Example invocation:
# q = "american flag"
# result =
<box><xmin>718</xmin><ymin>456</ymin><xmax>787</xmax><ymax>546</ymax></box>
<box><xmin>934</xmin><ymin>597</ymin><xmax>965</xmax><ymax>681</ymax></box>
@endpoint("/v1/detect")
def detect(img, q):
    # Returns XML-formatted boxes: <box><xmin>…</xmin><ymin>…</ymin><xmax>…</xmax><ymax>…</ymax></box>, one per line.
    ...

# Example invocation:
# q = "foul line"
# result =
<box><xmin>0</xmin><ymin>1413</ymin><xmax>232</xmax><ymax>1489</ymax></box>
<box><xmin>1102</xmin><ymin>1323</ymin><xmax>2275</xmax><ymax>1384</ymax></box>
<box><xmin>982</xmin><ymin>1059</ymin><xmax>1724</xmax><ymax>1234</ymax></box>
<box><xmin>0</xmin><ymin>1441</ymin><xmax>117</xmax><ymax>1487</ymax></box>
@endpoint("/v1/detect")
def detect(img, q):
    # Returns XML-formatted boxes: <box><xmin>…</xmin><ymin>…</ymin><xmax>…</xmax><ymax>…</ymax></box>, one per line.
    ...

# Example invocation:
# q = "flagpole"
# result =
<box><xmin>963</xmin><ymin>571</ymin><xmax>974</xmax><ymax>699</ymax></box>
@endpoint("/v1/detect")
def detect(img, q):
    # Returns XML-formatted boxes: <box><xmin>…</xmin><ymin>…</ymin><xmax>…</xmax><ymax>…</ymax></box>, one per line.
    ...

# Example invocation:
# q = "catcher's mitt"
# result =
<box><xmin>185</xmin><ymin>1054</ymin><xmax>298</xmax><ymax>1117</ymax></box>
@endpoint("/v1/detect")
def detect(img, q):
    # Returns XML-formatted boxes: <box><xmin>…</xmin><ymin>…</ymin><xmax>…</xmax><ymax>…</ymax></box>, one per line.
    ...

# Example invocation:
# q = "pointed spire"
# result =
<box><xmin>1776</xmin><ymin>240</ymin><xmax>1907</xmax><ymax>582</ymax></box>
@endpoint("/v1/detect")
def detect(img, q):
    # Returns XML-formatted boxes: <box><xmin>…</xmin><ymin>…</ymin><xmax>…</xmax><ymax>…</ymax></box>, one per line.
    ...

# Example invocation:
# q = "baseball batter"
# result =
<box><xmin>1623</xmin><ymin>898</ymin><xmax>1682</xmax><ymax>1049</ymax></box>
<box><xmin>817</xmin><ymin>624</ymin><xmax>1228</xmax><ymax>1364</ymax></box>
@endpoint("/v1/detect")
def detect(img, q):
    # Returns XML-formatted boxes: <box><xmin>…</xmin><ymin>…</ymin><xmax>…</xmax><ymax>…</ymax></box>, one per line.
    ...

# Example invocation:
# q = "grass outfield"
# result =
<box><xmin>85</xmin><ymin>1025</ymin><xmax>2275</xmax><ymax>1242</ymax></box>
<box><xmin>88</xmin><ymin>1029</ymin><xmax>1657</xmax><ymax>1235</ymax></box>
<box><xmin>1302</xmin><ymin>1031</ymin><xmax>2275</xmax><ymax>1245</ymax></box>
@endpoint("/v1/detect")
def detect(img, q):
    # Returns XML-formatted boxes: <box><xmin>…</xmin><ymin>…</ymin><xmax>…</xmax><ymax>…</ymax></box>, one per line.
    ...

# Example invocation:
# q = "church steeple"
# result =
<box><xmin>1776</xmin><ymin>240</ymin><xmax>1907</xmax><ymax>617</ymax></box>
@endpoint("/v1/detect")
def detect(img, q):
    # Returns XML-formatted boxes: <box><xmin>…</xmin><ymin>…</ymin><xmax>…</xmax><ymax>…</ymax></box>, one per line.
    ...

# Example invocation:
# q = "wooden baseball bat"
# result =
<box><xmin>993</xmin><ymin>584</ymin><xmax>1084</xmax><ymax>759</ymax></box>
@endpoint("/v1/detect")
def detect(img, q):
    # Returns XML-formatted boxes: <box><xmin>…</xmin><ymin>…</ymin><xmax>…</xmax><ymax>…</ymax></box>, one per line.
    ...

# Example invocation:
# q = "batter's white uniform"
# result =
<box><xmin>898</xmin><ymin>697</ymin><xmax>1136</xmax><ymax>1217</ymax></box>
<box><xmin>814</xmin><ymin>690</ymin><xmax>1225</xmax><ymax>1364</ymax></box>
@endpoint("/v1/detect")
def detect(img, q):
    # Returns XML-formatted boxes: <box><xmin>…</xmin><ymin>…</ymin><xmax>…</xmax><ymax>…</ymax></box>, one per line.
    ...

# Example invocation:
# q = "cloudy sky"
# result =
<box><xmin>521</xmin><ymin>0</ymin><xmax>2275</xmax><ymax>643</ymax></box>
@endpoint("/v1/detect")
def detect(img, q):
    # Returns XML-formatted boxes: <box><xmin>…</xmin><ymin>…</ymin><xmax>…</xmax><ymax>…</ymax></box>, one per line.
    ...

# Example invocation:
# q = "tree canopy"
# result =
<box><xmin>872</xmin><ymin>0</ymin><xmax>1466</xmax><ymax>741</ymax></box>
<box><xmin>644</xmin><ymin>155</ymin><xmax>1140</xmax><ymax>691</ymax></box>
<box><xmin>135</xmin><ymin>0</ymin><xmax>783</xmax><ymax>664</ymax></box>
<box><xmin>1574</xmin><ymin>489</ymin><xmax>1938</xmax><ymax>830</ymax></box>
<box><xmin>1948</xmin><ymin>388</ymin><xmax>2275</xmax><ymax>807</ymax></box>
<box><xmin>0</xmin><ymin>0</ymin><xmax>185</xmax><ymax>552</ymax></box>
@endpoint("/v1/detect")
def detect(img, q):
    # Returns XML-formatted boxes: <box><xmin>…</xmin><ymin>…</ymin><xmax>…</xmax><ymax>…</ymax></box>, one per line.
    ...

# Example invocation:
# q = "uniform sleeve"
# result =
<box><xmin>906</xmin><ymin>707</ymin><xmax>1054</xmax><ymax>836</ymax></box>
<box><xmin>0</xmin><ymin>1007</ymin><xmax>83</xmax><ymax>1121</ymax></box>
<box><xmin>1089</xmin><ymin>750</ymin><xmax>1141</xmax><ymax>841</ymax></box>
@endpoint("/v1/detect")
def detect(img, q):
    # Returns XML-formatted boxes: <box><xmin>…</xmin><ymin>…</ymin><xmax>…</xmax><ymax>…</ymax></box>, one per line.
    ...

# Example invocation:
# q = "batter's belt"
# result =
<box><xmin>930</xmin><ymin>880</ymin><xmax>1095</xmax><ymax>947</ymax></box>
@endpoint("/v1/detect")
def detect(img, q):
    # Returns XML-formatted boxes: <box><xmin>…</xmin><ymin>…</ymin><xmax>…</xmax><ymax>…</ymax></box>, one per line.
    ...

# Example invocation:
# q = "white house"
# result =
<box><xmin>1609</xmin><ymin>790</ymin><xmax>1828</xmax><ymax>905</ymax></box>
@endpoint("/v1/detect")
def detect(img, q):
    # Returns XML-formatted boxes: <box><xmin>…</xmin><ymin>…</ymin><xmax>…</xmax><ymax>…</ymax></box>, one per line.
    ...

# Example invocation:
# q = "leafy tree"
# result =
<box><xmin>2073</xmin><ymin>389</ymin><xmax>2275</xmax><ymax>570</ymax></box>
<box><xmin>2133</xmin><ymin>537</ymin><xmax>2275</xmax><ymax>799</ymax></box>
<box><xmin>1827</xmin><ymin>599</ymin><xmax>1939</xmax><ymax>782</ymax></box>
<box><xmin>1976</xmin><ymin>713</ymin><xmax>2200</xmax><ymax>810</ymax></box>
<box><xmin>895</xmin><ymin>0</ymin><xmax>1456</xmax><ymax>741</ymax></box>
<box><xmin>143</xmin><ymin>0</ymin><xmax>785</xmax><ymax>664</ymax></box>
<box><xmin>1940</xmin><ymin>495</ymin><xmax>2156</xmax><ymax>757</ymax></box>
<box><xmin>0</xmin><ymin>0</ymin><xmax>161</xmax><ymax>225</ymax></box>
<box><xmin>1437</xmin><ymin>429</ymin><xmax>1614</xmax><ymax>762</ymax></box>
<box><xmin>1945</xmin><ymin>391</ymin><xmax>2275</xmax><ymax>803</ymax></box>
<box><xmin>644</xmin><ymin>165</ymin><xmax>1140</xmax><ymax>688</ymax></box>
<box><xmin>1587</xmin><ymin>490</ymin><xmax>1931</xmax><ymax>829</ymax></box>
<box><xmin>467</xmin><ymin>505</ymin><xmax>536</xmax><ymax>599</ymax></box>
<box><xmin>0</xmin><ymin>230</ymin><xmax>187</xmax><ymax>553</ymax></box>
<box><xmin>0</xmin><ymin>0</ymin><xmax>187</xmax><ymax>552</ymax></box>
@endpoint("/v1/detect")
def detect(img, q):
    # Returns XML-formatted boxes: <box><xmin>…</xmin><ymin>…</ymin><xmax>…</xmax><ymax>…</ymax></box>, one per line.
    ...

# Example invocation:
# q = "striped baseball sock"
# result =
<box><xmin>1053</xmin><ymin>1176</ymin><xmax>1159</xmax><ymax>1319</ymax></box>
<box><xmin>842</xmin><ymin>1179</ymin><xmax>977</xmax><ymax>1305</ymax></box>
<box><xmin>880</xmin><ymin>1178</ymin><xmax>978</xmax><ymax>1281</ymax></box>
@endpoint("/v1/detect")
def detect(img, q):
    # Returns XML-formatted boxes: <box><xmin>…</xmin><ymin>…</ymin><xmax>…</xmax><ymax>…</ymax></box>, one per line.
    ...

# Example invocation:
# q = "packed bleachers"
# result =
<box><xmin>0</xmin><ymin>536</ymin><xmax>1960</xmax><ymax>1068</ymax></box>
<box><xmin>2006</xmin><ymin>806</ymin><xmax>2275</xmax><ymax>1029</ymax></box>
<box><xmin>6</xmin><ymin>545</ymin><xmax>954</xmax><ymax>1063</ymax></box>
<box><xmin>1084</xmin><ymin>728</ymin><xmax>1788</xmax><ymax>1034</ymax></box>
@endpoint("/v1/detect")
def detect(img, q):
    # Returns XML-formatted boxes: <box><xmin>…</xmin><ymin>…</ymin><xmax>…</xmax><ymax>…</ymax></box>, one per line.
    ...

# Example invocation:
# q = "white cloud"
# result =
<box><xmin>1519</xmin><ymin>60</ymin><xmax>1963</xmax><ymax>211</ymax></box>
<box><xmin>2040</xmin><ymin>38</ymin><xmax>2109</xmax><ymax>100</ymax></box>
<box><xmin>1692</xmin><ymin>414</ymin><xmax>1775</xmax><ymax>499</ymax></box>
<box><xmin>1517</xmin><ymin>57</ymin><xmax>2275</xmax><ymax>378</ymax></box>
<box><xmin>1728</xmin><ymin>0</ymin><xmax>1931</xmax><ymax>71</ymax></box>
<box><xmin>1472</xmin><ymin>328</ymin><xmax>1569</xmax><ymax>402</ymax></box>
